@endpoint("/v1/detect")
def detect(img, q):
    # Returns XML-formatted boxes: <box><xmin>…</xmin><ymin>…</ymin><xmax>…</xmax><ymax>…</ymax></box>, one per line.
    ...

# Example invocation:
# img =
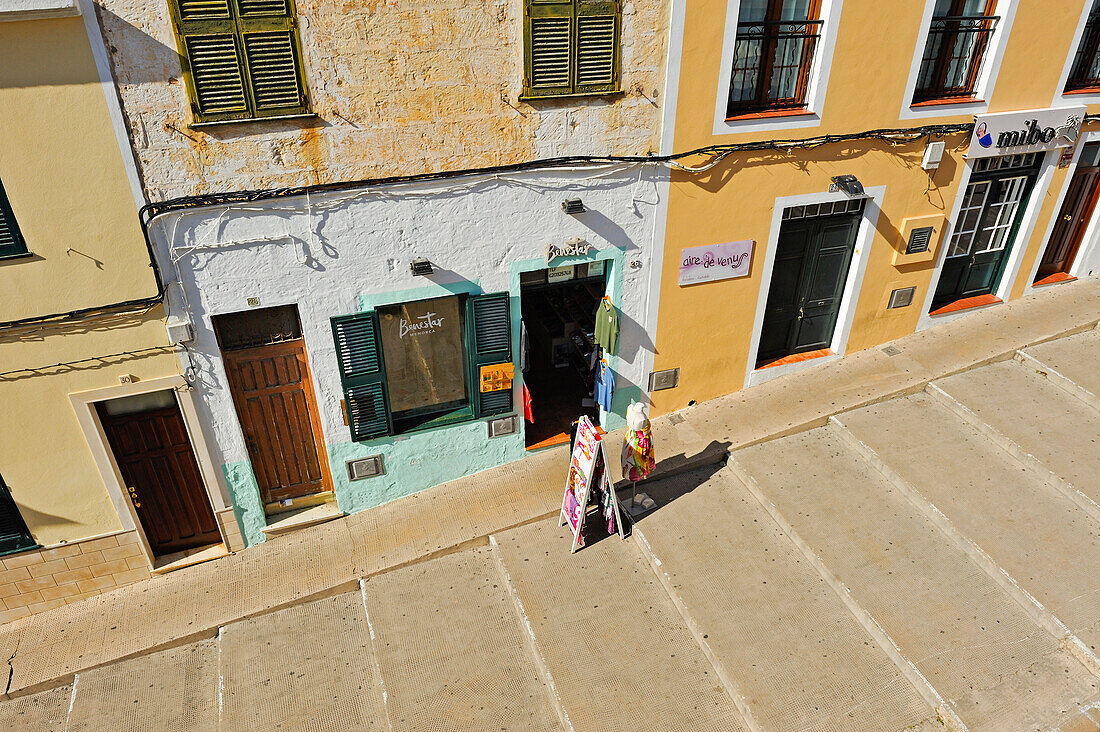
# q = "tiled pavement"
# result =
<box><xmin>0</xmin><ymin>278</ymin><xmax>1098</xmax><ymax>730</ymax></box>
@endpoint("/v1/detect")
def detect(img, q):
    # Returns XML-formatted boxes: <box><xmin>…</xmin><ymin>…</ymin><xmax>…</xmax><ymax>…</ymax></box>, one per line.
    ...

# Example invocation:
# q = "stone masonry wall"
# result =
<box><xmin>94</xmin><ymin>0</ymin><xmax>669</xmax><ymax>200</ymax></box>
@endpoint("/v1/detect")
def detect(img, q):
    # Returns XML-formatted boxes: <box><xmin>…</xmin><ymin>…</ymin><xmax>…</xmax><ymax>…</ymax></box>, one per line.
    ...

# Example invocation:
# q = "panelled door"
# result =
<box><xmin>98</xmin><ymin>392</ymin><xmax>220</xmax><ymax>556</ymax></box>
<box><xmin>222</xmin><ymin>340</ymin><xmax>332</xmax><ymax>505</ymax></box>
<box><xmin>758</xmin><ymin>204</ymin><xmax>863</xmax><ymax>367</ymax></box>
<box><xmin>1036</xmin><ymin>154</ymin><xmax>1100</xmax><ymax>280</ymax></box>
<box><xmin>215</xmin><ymin>305</ymin><xmax>332</xmax><ymax>509</ymax></box>
<box><xmin>933</xmin><ymin>153</ymin><xmax>1041</xmax><ymax>309</ymax></box>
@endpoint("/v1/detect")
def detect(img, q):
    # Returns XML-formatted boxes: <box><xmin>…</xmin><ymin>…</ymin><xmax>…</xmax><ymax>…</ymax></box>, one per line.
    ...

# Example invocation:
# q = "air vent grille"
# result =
<box><xmin>906</xmin><ymin>226</ymin><xmax>934</xmax><ymax>255</ymax></box>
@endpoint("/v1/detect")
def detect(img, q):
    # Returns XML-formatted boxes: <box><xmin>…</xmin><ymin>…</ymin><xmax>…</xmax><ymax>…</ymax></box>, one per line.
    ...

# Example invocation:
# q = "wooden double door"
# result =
<box><xmin>99</xmin><ymin>393</ymin><xmax>221</xmax><ymax>556</ymax></box>
<box><xmin>757</xmin><ymin>209</ymin><xmax>862</xmax><ymax>367</ymax></box>
<box><xmin>1036</xmin><ymin>153</ymin><xmax>1100</xmax><ymax>281</ymax></box>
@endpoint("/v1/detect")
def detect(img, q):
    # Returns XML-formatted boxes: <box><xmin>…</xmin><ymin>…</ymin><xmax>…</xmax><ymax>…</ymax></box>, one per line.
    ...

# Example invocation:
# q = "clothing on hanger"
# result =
<box><xmin>595</xmin><ymin>360</ymin><xmax>615</xmax><ymax>412</ymax></box>
<box><xmin>520</xmin><ymin>320</ymin><xmax>530</xmax><ymax>373</ymax></box>
<box><xmin>522</xmin><ymin>383</ymin><xmax>534</xmax><ymax>423</ymax></box>
<box><xmin>593</xmin><ymin>297</ymin><xmax>619</xmax><ymax>354</ymax></box>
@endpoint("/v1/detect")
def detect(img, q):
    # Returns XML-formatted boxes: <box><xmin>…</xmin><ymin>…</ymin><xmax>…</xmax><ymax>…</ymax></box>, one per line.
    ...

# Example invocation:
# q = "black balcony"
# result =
<box><xmin>914</xmin><ymin>14</ymin><xmax>999</xmax><ymax>103</ymax></box>
<box><xmin>1067</xmin><ymin>13</ymin><xmax>1100</xmax><ymax>91</ymax></box>
<box><xmin>727</xmin><ymin>18</ymin><xmax>824</xmax><ymax>116</ymax></box>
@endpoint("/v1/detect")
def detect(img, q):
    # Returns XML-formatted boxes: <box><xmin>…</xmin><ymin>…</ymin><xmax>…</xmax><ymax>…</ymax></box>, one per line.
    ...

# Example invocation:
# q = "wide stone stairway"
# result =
<box><xmin>3</xmin><ymin>328</ymin><xmax>1100</xmax><ymax>730</ymax></box>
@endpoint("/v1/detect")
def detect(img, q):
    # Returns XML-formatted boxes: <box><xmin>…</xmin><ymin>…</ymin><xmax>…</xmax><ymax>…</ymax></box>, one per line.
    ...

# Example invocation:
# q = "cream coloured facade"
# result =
<box><xmin>0</xmin><ymin>1</ymin><xmax>238</xmax><ymax>623</ymax></box>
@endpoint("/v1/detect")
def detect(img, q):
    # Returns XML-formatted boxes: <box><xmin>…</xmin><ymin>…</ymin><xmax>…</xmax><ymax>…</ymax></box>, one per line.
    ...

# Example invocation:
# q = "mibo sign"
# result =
<box><xmin>968</xmin><ymin>106</ymin><xmax>1085</xmax><ymax>159</ymax></box>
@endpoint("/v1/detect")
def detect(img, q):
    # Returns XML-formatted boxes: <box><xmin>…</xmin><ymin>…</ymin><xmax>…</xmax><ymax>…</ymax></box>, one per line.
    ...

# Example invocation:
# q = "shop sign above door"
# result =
<box><xmin>678</xmin><ymin>240</ymin><xmax>754</xmax><ymax>286</ymax></box>
<box><xmin>546</xmin><ymin>237</ymin><xmax>592</xmax><ymax>264</ymax></box>
<box><xmin>968</xmin><ymin>106</ymin><xmax>1086</xmax><ymax>159</ymax></box>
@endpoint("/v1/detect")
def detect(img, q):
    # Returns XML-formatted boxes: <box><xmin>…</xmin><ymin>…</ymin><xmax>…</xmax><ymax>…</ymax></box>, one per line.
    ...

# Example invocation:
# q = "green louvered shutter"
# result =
<box><xmin>235</xmin><ymin>0</ymin><xmax>309</xmax><ymax>117</ymax></box>
<box><xmin>468</xmin><ymin>293</ymin><xmax>514</xmax><ymax>417</ymax></box>
<box><xmin>332</xmin><ymin>312</ymin><xmax>393</xmax><ymax>441</ymax></box>
<box><xmin>0</xmin><ymin>179</ymin><xmax>28</xmax><ymax>259</ymax></box>
<box><xmin>524</xmin><ymin>0</ymin><xmax>574</xmax><ymax>98</ymax></box>
<box><xmin>575</xmin><ymin>0</ymin><xmax>620</xmax><ymax>94</ymax></box>
<box><xmin>523</xmin><ymin>0</ymin><xmax>620</xmax><ymax>98</ymax></box>
<box><xmin>169</xmin><ymin>0</ymin><xmax>309</xmax><ymax>123</ymax></box>
<box><xmin>0</xmin><ymin>475</ymin><xmax>36</xmax><ymax>556</ymax></box>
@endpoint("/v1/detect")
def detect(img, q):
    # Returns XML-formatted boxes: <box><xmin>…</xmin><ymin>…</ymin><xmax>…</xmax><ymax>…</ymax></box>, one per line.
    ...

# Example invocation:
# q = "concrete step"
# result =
<box><xmin>933</xmin><ymin>359</ymin><xmax>1100</xmax><ymax>511</ymax></box>
<box><xmin>731</xmin><ymin>426</ymin><xmax>1099</xmax><ymax>731</ymax></box>
<box><xmin>835</xmin><ymin>393</ymin><xmax>1100</xmax><ymax>656</ymax></box>
<box><xmin>260</xmin><ymin>501</ymin><xmax>345</xmax><ymax>538</ymax></box>
<box><xmin>218</xmin><ymin>591</ymin><xmax>387</xmax><ymax>730</ymax></box>
<box><xmin>492</xmin><ymin>519</ymin><xmax>748</xmax><ymax>732</ymax></box>
<box><xmin>67</xmin><ymin>640</ymin><xmax>218</xmax><ymax>731</ymax></box>
<box><xmin>361</xmin><ymin>547</ymin><xmax>562</xmax><ymax>731</ymax></box>
<box><xmin>632</xmin><ymin>465</ymin><xmax>939</xmax><ymax>731</ymax></box>
<box><xmin>1020</xmin><ymin>328</ymin><xmax>1100</xmax><ymax>405</ymax></box>
<box><xmin>0</xmin><ymin>684</ymin><xmax>70</xmax><ymax>731</ymax></box>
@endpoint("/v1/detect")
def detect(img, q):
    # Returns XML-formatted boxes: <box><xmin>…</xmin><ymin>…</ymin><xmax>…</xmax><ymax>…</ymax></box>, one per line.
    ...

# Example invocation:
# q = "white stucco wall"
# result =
<box><xmin>149</xmin><ymin>164</ymin><xmax>664</xmax><ymax>543</ymax></box>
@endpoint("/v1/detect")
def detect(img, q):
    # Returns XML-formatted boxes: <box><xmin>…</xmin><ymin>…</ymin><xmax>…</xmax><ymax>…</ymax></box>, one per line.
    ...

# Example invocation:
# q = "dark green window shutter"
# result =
<box><xmin>332</xmin><ymin>312</ymin><xmax>393</xmax><ymax>441</ymax></box>
<box><xmin>0</xmin><ymin>179</ymin><xmax>28</xmax><ymax>259</ymax></box>
<box><xmin>575</xmin><ymin>1</ymin><xmax>620</xmax><ymax>94</ymax></box>
<box><xmin>468</xmin><ymin>293</ymin><xmax>514</xmax><ymax>417</ymax></box>
<box><xmin>0</xmin><ymin>474</ymin><xmax>37</xmax><ymax>557</ymax></box>
<box><xmin>169</xmin><ymin>0</ymin><xmax>309</xmax><ymax>123</ymax></box>
<box><xmin>523</xmin><ymin>0</ymin><xmax>620</xmax><ymax>98</ymax></box>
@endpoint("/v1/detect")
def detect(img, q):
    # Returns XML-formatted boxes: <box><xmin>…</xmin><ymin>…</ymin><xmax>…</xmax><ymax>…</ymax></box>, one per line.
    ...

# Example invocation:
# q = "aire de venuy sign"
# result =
<box><xmin>968</xmin><ymin>106</ymin><xmax>1086</xmax><ymax>159</ymax></box>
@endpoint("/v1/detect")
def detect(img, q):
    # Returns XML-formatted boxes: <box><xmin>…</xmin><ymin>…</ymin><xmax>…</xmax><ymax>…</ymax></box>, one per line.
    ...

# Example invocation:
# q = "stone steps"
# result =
<box><xmin>631</xmin><ymin>465</ymin><xmax>940</xmax><ymax>731</ymax></box>
<box><xmin>731</xmin><ymin>425</ymin><xmax>1099</xmax><ymax>731</ymax></box>
<box><xmin>8</xmin><ymin>323</ymin><xmax>1100</xmax><ymax>730</ymax></box>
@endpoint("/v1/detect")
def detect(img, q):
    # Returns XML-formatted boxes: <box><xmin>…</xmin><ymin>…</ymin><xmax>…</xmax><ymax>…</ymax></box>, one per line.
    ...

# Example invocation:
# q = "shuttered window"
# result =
<box><xmin>0</xmin><ymin>178</ymin><xmax>28</xmax><ymax>260</ymax></box>
<box><xmin>331</xmin><ymin>292</ymin><xmax>513</xmax><ymax>442</ymax></box>
<box><xmin>168</xmin><ymin>0</ymin><xmax>310</xmax><ymax>124</ymax></box>
<box><xmin>523</xmin><ymin>0</ymin><xmax>621</xmax><ymax>99</ymax></box>
<box><xmin>0</xmin><ymin>474</ymin><xmax>37</xmax><ymax>557</ymax></box>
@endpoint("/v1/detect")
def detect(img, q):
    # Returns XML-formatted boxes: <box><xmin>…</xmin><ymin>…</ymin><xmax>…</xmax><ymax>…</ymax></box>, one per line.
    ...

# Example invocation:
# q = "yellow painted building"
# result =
<box><xmin>650</xmin><ymin>0</ymin><xmax>1100</xmax><ymax>415</ymax></box>
<box><xmin>0</xmin><ymin>0</ymin><xmax>240</xmax><ymax>623</ymax></box>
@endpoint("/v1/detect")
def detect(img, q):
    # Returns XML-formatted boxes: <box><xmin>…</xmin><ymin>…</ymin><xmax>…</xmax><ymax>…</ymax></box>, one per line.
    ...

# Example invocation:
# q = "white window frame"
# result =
<box><xmin>712</xmin><ymin>0</ymin><xmax>844</xmax><ymax>136</ymax></box>
<box><xmin>743</xmin><ymin>185</ymin><xmax>883</xmax><ymax>389</ymax></box>
<box><xmin>899</xmin><ymin>0</ymin><xmax>1019</xmax><ymax>121</ymax></box>
<box><xmin>916</xmin><ymin>149</ymin><xmax>1057</xmax><ymax>331</ymax></box>
<box><xmin>1052</xmin><ymin>0</ymin><xmax>1100</xmax><ymax>107</ymax></box>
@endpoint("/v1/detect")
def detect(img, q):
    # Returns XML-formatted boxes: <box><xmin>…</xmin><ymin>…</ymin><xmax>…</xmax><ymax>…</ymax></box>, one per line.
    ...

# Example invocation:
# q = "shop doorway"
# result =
<box><xmin>757</xmin><ymin>199</ymin><xmax>865</xmax><ymax>368</ymax></box>
<box><xmin>213</xmin><ymin>305</ymin><xmax>333</xmax><ymax>514</ymax></box>
<box><xmin>97</xmin><ymin>391</ymin><xmax>221</xmax><ymax>556</ymax></box>
<box><xmin>933</xmin><ymin>153</ymin><xmax>1042</xmax><ymax>310</ymax></box>
<box><xmin>520</xmin><ymin>262</ymin><xmax>608</xmax><ymax>448</ymax></box>
<box><xmin>1036</xmin><ymin>144</ymin><xmax>1100</xmax><ymax>283</ymax></box>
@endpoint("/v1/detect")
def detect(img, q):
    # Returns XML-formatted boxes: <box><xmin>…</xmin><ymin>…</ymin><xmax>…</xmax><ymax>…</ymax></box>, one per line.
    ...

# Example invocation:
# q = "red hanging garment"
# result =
<box><xmin>523</xmin><ymin>383</ymin><xmax>534</xmax><ymax>423</ymax></box>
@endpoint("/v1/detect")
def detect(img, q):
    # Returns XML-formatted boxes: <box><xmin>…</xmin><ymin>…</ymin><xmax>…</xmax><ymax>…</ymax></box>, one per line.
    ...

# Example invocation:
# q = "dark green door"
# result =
<box><xmin>758</xmin><ymin>210</ymin><xmax>862</xmax><ymax>366</ymax></box>
<box><xmin>932</xmin><ymin>155</ymin><xmax>1041</xmax><ymax>310</ymax></box>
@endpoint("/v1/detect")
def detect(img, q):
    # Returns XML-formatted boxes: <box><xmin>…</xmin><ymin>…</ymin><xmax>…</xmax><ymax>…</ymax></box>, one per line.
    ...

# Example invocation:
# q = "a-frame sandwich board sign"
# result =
<box><xmin>559</xmin><ymin>415</ymin><xmax>626</xmax><ymax>553</ymax></box>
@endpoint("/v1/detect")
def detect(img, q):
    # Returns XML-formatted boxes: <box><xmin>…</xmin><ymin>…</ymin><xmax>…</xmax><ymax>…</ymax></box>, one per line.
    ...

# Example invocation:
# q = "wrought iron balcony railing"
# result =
<box><xmin>727</xmin><ymin>18</ymin><xmax>824</xmax><ymax>116</ymax></box>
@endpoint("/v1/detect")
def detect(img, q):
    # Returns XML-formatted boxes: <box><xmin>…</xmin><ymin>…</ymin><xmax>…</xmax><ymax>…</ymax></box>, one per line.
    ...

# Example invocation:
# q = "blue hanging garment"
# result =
<box><xmin>595</xmin><ymin>360</ymin><xmax>615</xmax><ymax>412</ymax></box>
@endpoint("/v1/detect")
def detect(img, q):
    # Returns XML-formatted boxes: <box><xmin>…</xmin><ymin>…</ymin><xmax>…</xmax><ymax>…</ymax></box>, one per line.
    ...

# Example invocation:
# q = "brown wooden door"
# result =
<box><xmin>1037</xmin><ymin>166</ymin><xmax>1100</xmax><ymax>280</ymax></box>
<box><xmin>100</xmin><ymin>398</ymin><xmax>221</xmax><ymax>556</ymax></box>
<box><xmin>223</xmin><ymin>340</ymin><xmax>332</xmax><ymax>505</ymax></box>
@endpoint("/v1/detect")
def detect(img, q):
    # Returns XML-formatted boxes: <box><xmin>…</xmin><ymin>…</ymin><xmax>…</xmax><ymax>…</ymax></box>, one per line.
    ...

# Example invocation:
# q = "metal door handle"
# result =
<box><xmin>127</xmin><ymin>485</ymin><xmax>141</xmax><ymax>508</ymax></box>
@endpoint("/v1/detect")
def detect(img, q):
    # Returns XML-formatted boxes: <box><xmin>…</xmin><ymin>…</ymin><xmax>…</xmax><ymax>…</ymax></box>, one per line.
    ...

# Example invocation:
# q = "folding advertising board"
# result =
<box><xmin>559</xmin><ymin>416</ymin><xmax>626</xmax><ymax>553</ymax></box>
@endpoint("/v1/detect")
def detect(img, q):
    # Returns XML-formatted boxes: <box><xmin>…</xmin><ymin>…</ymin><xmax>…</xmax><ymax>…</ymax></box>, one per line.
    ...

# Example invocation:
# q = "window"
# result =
<box><xmin>332</xmin><ymin>293</ymin><xmax>513</xmax><ymax>440</ymax></box>
<box><xmin>0</xmin><ymin>178</ymin><xmax>28</xmax><ymax>259</ymax></box>
<box><xmin>167</xmin><ymin>0</ymin><xmax>310</xmax><ymax>124</ymax></box>
<box><xmin>0</xmin><ymin>473</ymin><xmax>37</xmax><ymax>556</ymax></box>
<box><xmin>522</xmin><ymin>0</ymin><xmax>621</xmax><ymax>99</ymax></box>
<box><xmin>726</xmin><ymin>0</ymin><xmax>822</xmax><ymax>116</ymax></box>
<box><xmin>913</xmin><ymin>0</ymin><xmax>999</xmax><ymax>103</ymax></box>
<box><xmin>1066</xmin><ymin>0</ymin><xmax>1100</xmax><ymax>91</ymax></box>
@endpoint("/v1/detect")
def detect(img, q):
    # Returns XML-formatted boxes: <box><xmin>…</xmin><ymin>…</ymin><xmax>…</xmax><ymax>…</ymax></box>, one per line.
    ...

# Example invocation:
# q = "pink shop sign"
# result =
<box><xmin>678</xmin><ymin>241</ymin><xmax>754</xmax><ymax>286</ymax></box>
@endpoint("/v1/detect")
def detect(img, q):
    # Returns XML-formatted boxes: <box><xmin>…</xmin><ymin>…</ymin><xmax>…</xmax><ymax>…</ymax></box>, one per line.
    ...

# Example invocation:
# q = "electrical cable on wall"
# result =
<box><xmin>6</xmin><ymin>115</ymin><xmax>1097</xmax><ymax>333</ymax></box>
